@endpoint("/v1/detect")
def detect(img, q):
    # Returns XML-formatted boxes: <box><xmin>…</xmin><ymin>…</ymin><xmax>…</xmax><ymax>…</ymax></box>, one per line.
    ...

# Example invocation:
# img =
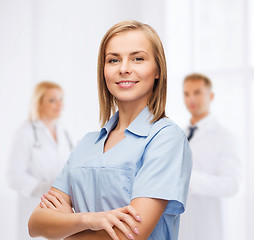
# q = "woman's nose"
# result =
<box><xmin>119</xmin><ymin>60</ymin><xmax>132</xmax><ymax>75</ymax></box>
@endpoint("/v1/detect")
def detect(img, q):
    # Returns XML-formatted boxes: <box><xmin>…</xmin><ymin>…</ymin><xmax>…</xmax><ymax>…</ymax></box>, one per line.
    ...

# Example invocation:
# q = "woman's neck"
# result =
<box><xmin>115</xmin><ymin>101</ymin><xmax>147</xmax><ymax>133</ymax></box>
<box><xmin>40</xmin><ymin>117</ymin><xmax>58</xmax><ymax>141</ymax></box>
<box><xmin>40</xmin><ymin>117</ymin><xmax>56</xmax><ymax>130</ymax></box>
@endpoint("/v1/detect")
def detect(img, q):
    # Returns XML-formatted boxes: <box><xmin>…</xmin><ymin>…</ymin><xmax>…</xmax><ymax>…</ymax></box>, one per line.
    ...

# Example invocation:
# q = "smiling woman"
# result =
<box><xmin>104</xmin><ymin>30</ymin><xmax>159</xmax><ymax>107</ymax></box>
<box><xmin>28</xmin><ymin>20</ymin><xmax>192</xmax><ymax>240</ymax></box>
<box><xmin>98</xmin><ymin>21</ymin><xmax>167</xmax><ymax>126</ymax></box>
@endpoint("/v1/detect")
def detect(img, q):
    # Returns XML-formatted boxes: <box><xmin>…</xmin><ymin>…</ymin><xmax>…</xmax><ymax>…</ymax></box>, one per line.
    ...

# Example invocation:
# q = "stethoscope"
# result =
<box><xmin>31</xmin><ymin>122</ymin><xmax>73</xmax><ymax>150</ymax></box>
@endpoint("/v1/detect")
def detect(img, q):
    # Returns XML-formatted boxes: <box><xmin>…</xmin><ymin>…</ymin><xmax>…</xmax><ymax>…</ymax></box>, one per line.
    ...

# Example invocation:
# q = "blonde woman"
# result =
<box><xmin>7</xmin><ymin>81</ymin><xmax>72</xmax><ymax>240</ymax></box>
<box><xmin>28</xmin><ymin>21</ymin><xmax>192</xmax><ymax>240</ymax></box>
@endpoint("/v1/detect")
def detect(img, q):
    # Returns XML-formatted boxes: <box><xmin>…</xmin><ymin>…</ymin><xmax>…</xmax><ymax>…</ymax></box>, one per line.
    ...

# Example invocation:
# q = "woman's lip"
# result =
<box><xmin>116</xmin><ymin>80</ymin><xmax>138</xmax><ymax>84</ymax></box>
<box><xmin>116</xmin><ymin>81</ymin><xmax>138</xmax><ymax>89</ymax></box>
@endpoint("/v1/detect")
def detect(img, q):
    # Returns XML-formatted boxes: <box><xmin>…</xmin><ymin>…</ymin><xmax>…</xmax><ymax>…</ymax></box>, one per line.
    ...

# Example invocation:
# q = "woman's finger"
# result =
<box><xmin>40</xmin><ymin>201</ymin><xmax>47</xmax><ymax>208</ymax></box>
<box><xmin>104</xmin><ymin>225</ymin><xmax>120</xmax><ymax>240</ymax></box>
<box><xmin>48</xmin><ymin>190</ymin><xmax>74</xmax><ymax>213</ymax></box>
<box><xmin>112</xmin><ymin>216</ymin><xmax>136</xmax><ymax>239</ymax></box>
<box><xmin>48</xmin><ymin>190</ymin><xmax>65</xmax><ymax>204</ymax></box>
<box><xmin>120</xmin><ymin>205</ymin><xmax>141</xmax><ymax>222</ymax></box>
<box><xmin>41</xmin><ymin>196</ymin><xmax>55</xmax><ymax>209</ymax></box>
<box><xmin>116</xmin><ymin>212</ymin><xmax>140</xmax><ymax>236</ymax></box>
<box><xmin>43</xmin><ymin>193</ymin><xmax>61</xmax><ymax>208</ymax></box>
<box><xmin>126</xmin><ymin>205</ymin><xmax>142</xmax><ymax>222</ymax></box>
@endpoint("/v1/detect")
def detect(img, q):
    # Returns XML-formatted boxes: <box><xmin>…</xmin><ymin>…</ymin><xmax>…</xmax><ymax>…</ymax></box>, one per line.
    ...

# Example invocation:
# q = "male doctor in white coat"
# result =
<box><xmin>179</xmin><ymin>73</ymin><xmax>241</xmax><ymax>240</ymax></box>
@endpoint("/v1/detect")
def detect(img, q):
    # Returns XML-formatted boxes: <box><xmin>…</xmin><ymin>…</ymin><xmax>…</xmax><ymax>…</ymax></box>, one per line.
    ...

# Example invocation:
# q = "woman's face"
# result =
<box><xmin>104</xmin><ymin>30</ymin><xmax>159</xmax><ymax>106</ymax></box>
<box><xmin>39</xmin><ymin>88</ymin><xmax>63</xmax><ymax>120</ymax></box>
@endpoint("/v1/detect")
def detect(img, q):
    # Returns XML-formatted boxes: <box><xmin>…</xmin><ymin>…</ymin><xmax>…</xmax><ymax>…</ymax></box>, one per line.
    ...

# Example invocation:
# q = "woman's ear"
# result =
<box><xmin>210</xmin><ymin>92</ymin><xmax>214</xmax><ymax>101</ymax></box>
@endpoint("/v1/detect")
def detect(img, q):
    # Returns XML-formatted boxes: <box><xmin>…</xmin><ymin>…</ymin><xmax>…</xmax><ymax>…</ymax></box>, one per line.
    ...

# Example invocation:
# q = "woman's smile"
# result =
<box><xmin>116</xmin><ymin>80</ymin><xmax>139</xmax><ymax>88</ymax></box>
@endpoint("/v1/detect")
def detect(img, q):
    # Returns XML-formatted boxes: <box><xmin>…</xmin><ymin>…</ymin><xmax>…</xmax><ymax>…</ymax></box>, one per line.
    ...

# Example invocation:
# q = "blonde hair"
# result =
<box><xmin>97</xmin><ymin>20</ymin><xmax>167</xmax><ymax>126</ymax></box>
<box><xmin>29</xmin><ymin>81</ymin><xmax>63</xmax><ymax>121</ymax></box>
<box><xmin>184</xmin><ymin>73</ymin><xmax>212</xmax><ymax>90</ymax></box>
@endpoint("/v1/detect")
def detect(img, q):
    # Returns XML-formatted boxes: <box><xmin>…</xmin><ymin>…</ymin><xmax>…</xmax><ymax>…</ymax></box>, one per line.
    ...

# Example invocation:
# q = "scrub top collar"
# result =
<box><xmin>126</xmin><ymin>106</ymin><xmax>153</xmax><ymax>137</ymax></box>
<box><xmin>95</xmin><ymin>111</ymin><xmax>119</xmax><ymax>143</ymax></box>
<box><xmin>96</xmin><ymin>106</ymin><xmax>153</xmax><ymax>143</ymax></box>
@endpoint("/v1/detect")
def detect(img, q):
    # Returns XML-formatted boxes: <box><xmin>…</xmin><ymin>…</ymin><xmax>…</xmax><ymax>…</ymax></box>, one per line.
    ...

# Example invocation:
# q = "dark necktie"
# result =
<box><xmin>187</xmin><ymin>126</ymin><xmax>197</xmax><ymax>141</ymax></box>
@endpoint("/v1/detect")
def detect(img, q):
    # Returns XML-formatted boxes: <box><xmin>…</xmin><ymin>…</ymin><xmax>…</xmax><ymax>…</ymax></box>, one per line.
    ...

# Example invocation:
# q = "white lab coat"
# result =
<box><xmin>179</xmin><ymin>114</ymin><xmax>241</xmax><ymax>240</ymax></box>
<box><xmin>6</xmin><ymin>120</ymin><xmax>72</xmax><ymax>240</ymax></box>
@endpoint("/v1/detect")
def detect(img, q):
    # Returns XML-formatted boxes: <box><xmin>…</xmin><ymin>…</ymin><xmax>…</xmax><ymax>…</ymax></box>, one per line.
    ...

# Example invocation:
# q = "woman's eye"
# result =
<box><xmin>49</xmin><ymin>99</ymin><xmax>56</xmax><ymax>103</ymax></box>
<box><xmin>134</xmin><ymin>57</ymin><xmax>144</xmax><ymax>61</ymax></box>
<box><xmin>108</xmin><ymin>59</ymin><xmax>119</xmax><ymax>63</ymax></box>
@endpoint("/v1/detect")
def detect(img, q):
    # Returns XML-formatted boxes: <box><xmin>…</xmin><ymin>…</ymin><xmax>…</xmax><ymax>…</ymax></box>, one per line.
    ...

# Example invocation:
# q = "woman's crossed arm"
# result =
<box><xmin>28</xmin><ymin>187</ymin><xmax>168</xmax><ymax>240</ymax></box>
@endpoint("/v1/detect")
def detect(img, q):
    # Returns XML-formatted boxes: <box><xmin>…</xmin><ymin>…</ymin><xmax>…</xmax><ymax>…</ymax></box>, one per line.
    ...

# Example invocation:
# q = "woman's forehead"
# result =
<box><xmin>105</xmin><ymin>30</ymin><xmax>153</xmax><ymax>54</ymax></box>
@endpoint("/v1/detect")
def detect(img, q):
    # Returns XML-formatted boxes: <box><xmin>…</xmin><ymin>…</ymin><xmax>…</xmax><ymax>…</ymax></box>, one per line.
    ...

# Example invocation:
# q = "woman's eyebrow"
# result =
<box><xmin>130</xmin><ymin>50</ymin><xmax>148</xmax><ymax>56</ymax></box>
<box><xmin>105</xmin><ymin>51</ymin><xmax>148</xmax><ymax>57</ymax></box>
<box><xmin>105</xmin><ymin>52</ymin><xmax>119</xmax><ymax>57</ymax></box>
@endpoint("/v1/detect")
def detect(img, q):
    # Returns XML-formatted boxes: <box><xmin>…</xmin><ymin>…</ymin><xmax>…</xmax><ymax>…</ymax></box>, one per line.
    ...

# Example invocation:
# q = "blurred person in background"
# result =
<box><xmin>6</xmin><ymin>81</ymin><xmax>73</xmax><ymax>240</ymax></box>
<box><xmin>179</xmin><ymin>73</ymin><xmax>242</xmax><ymax>240</ymax></box>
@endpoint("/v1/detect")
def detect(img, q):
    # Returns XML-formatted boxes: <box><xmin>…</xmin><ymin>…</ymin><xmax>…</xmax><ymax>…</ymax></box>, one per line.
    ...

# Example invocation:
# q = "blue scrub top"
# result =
<box><xmin>53</xmin><ymin>106</ymin><xmax>192</xmax><ymax>240</ymax></box>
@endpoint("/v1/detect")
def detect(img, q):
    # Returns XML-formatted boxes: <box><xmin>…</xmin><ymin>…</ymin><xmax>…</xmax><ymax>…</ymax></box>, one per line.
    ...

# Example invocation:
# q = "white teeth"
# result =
<box><xmin>119</xmin><ymin>82</ymin><xmax>135</xmax><ymax>85</ymax></box>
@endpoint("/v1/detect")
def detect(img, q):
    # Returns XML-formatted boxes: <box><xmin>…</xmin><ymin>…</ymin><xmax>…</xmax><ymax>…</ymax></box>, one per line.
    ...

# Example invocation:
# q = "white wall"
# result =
<box><xmin>0</xmin><ymin>1</ymin><xmax>33</xmax><ymax>239</ymax></box>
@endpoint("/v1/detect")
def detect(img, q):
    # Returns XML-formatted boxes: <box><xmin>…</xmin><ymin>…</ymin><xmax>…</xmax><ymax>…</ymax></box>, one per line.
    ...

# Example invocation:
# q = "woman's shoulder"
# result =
<box><xmin>14</xmin><ymin>120</ymin><xmax>33</xmax><ymax>135</ymax></box>
<box><xmin>151</xmin><ymin>117</ymin><xmax>186</xmax><ymax>138</ymax></box>
<box><xmin>79</xmin><ymin>131</ymin><xmax>101</xmax><ymax>142</ymax></box>
<box><xmin>71</xmin><ymin>131</ymin><xmax>100</xmax><ymax>152</ymax></box>
<box><xmin>9</xmin><ymin>120</ymin><xmax>34</xmax><ymax>147</ymax></box>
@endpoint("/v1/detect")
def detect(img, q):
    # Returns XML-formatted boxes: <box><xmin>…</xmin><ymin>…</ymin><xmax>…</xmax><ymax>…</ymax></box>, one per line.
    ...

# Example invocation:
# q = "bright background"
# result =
<box><xmin>0</xmin><ymin>0</ymin><xmax>253</xmax><ymax>239</ymax></box>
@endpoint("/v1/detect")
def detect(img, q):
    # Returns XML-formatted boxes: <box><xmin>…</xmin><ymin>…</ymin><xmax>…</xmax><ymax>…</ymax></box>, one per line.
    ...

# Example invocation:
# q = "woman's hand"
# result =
<box><xmin>40</xmin><ymin>190</ymin><xmax>74</xmax><ymax>214</ymax></box>
<box><xmin>86</xmin><ymin>205</ymin><xmax>141</xmax><ymax>240</ymax></box>
<box><xmin>41</xmin><ymin>190</ymin><xmax>141</xmax><ymax>240</ymax></box>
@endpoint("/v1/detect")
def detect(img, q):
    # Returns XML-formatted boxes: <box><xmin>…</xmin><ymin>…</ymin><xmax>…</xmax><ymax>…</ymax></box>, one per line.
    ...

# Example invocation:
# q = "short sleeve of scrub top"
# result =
<box><xmin>131</xmin><ymin>123</ymin><xmax>192</xmax><ymax>215</ymax></box>
<box><xmin>52</xmin><ymin>107</ymin><xmax>192</xmax><ymax>240</ymax></box>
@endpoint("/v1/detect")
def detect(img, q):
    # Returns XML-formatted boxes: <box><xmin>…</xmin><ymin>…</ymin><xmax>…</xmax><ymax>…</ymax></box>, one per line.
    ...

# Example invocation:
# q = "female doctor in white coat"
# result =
<box><xmin>6</xmin><ymin>81</ymin><xmax>73</xmax><ymax>240</ymax></box>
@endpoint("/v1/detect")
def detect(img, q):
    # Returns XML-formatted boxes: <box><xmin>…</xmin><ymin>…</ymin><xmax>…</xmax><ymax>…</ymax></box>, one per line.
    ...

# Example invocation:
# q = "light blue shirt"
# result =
<box><xmin>53</xmin><ymin>106</ymin><xmax>192</xmax><ymax>240</ymax></box>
